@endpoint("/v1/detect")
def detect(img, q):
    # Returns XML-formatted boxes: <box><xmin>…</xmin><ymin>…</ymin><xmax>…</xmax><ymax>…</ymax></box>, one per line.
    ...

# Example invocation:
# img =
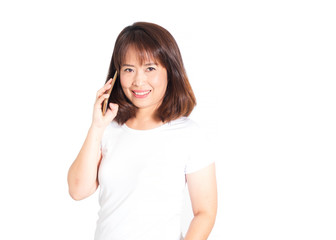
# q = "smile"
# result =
<box><xmin>131</xmin><ymin>90</ymin><xmax>151</xmax><ymax>98</ymax></box>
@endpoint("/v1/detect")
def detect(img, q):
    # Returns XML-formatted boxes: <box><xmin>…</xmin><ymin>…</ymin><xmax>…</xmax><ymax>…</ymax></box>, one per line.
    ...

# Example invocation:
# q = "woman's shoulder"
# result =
<box><xmin>103</xmin><ymin>120</ymin><xmax>121</xmax><ymax>132</ymax></box>
<box><xmin>165</xmin><ymin>117</ymin><xmax>201</xmax><ymax>132</ymax></box>
<box><xmin>102</xmin><ymin>121</ymin><xmax>123</xmax><ymax>138</ymax></box>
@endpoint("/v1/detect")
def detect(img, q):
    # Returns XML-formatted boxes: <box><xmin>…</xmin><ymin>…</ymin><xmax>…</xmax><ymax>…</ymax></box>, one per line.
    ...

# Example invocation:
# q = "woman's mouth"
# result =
<box><xmin>131</xmin><ymin>90</ymin><xmax>151</xmax><ymax>98</ymax></box>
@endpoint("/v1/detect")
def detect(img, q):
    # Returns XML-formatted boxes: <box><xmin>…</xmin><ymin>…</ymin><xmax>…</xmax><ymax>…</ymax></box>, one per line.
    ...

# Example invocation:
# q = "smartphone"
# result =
<box><xmin>102</xmin><ymin>71</ymin><xmax>118</xmax><ymax>116</ymax></box>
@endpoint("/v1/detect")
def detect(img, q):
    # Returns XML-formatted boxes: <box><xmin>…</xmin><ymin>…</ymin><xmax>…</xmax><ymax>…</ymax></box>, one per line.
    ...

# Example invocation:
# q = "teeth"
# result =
<box><xmin>134</xmin><ymin>91</ymin><xmax>150</xmax><ymax>96</ymax></box>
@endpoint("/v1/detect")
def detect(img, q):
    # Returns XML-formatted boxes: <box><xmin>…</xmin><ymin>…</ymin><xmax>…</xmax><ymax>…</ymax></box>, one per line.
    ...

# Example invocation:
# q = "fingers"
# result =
<box><xmin>105</xmin><ymin>103</ymin><xmax>119</xmax><ymax>118</ymax></box>
<box><xmin>96</xmin><ymin>78</ymin><xmax>113</xmax><ymax>99</ymax></box>
<box><xmin>94</xmin><ymin>93</ymin><xmax>110</xmax><ymax>110</ymax></box>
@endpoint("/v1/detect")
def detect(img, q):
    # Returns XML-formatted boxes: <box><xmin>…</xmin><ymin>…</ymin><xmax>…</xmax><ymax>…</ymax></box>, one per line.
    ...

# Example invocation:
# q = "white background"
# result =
<box><xmin>0</xmin><ymin>0</ymin><xmax>335</xmax><ymax>239</ymax></box>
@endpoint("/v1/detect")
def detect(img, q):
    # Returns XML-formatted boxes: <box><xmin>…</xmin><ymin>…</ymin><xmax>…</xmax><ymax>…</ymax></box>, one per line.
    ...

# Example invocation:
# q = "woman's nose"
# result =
<box><xmin>133</xmin><ymin>70</ymin><xmax>145</xmax><ymax>87</ymax></box>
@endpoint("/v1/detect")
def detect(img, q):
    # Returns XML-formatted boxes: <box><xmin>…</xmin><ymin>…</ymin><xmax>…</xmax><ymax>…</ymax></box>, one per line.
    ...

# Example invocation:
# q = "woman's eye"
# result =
<box><xmin>124</xmin><ymin>68</ymin><xmax>133</xmax><ymax>72</ymax></box>
<box><xmin>147</xmin><ymin>67</ymin><xmax>156</xmax><ymax>71</ymax></box>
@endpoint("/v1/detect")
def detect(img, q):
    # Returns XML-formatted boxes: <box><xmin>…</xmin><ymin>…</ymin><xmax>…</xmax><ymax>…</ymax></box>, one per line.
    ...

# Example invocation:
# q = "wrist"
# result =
<box><xmin>89</xmin><ymin>124</ymin><xmax>105</xmax><ymax>138</ymax></box>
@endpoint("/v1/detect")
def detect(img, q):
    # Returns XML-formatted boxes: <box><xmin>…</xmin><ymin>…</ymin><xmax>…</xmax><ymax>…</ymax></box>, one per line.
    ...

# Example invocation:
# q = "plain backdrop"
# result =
<box><xmin>0</xmin><ymin>0</ymin><xmax>335</xmax><ymax>239</ymax></box>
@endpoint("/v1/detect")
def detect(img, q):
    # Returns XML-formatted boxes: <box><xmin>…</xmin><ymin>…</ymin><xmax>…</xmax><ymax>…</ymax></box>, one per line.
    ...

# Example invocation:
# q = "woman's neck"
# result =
<box><xmin>125</xmin><ymin>109</ymin><xmax>164</xmax><ymax>130</ymax></box>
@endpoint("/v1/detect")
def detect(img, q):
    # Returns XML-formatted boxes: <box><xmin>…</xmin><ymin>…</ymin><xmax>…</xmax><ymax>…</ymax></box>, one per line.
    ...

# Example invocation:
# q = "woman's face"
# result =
<box><xmin>120</xmin><ymin>47</ymin><xmax>168</xmax><ymax>114</ymax></box>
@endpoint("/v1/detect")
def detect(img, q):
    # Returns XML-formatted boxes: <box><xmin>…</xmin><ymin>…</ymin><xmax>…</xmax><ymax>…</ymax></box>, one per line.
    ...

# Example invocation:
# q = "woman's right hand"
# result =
<box><xmin>91</xmin><ymin>78</ymin><xmax>119</xmax><ymax>131</ymax></box>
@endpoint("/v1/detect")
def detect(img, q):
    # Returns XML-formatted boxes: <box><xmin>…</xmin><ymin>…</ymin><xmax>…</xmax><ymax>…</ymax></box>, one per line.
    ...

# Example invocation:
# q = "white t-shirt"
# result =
<box><xmin>94</xmin><ymin>117</ymin><xmax>214</xmax><ymax>240</ymax></box>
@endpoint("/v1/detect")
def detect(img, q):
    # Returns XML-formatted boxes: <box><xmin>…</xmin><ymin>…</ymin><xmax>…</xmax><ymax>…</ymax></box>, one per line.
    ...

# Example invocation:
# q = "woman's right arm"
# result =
<box><xmin>67</xmin><ymin>78</ymin><xmax>118</xmax><ymax>200</ymax></box>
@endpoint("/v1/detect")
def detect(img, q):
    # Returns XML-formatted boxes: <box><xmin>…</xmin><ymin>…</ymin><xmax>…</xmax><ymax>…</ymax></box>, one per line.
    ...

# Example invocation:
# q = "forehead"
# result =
<box><xmin>121</xmin><ymin>44</ymin><xmax>160</xmax><ymax>66</ymax></box>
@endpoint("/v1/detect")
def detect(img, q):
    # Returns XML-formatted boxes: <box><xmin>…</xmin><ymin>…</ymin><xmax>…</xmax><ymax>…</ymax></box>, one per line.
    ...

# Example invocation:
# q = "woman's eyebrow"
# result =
<box><xmin>121</xmin><ymin>63</ymin><xmax>157</xmax><ymax>67</ymax></box>
<box><xmin>122</xmin><ymin>64</ymin><xmax>135</xmax><ymax>67</ymax></box>
<box><xmin>144</xmin><ymin>62</ymin><xmax>157</xmax><ymax>66</ymax></box>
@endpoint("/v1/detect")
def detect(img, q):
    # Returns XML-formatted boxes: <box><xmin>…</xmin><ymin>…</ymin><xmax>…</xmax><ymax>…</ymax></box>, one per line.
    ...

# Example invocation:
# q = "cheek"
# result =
<box><xmin>152</xmin><ymin>72</ymin><xmax>168</xmax><ymax>90</ymax></box>
<box><xmin>120</xmin><ymin>75</ymin><xmax>131</xmax><ymax>89</ymax></box>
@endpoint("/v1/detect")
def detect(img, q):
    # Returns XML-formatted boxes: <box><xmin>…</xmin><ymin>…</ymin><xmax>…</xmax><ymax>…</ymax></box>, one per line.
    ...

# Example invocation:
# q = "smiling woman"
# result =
<box><xmin>67</xmin><ymin>22</ymin><xmax>217</xmax><ymax>240</ymax></box>
<box><xmin>106</xmin><ymin>22</ymin><xmax>196</xmax><ymax>125</ymax></box>
<box><xmin>119</xmin><ymin>46</ymin><xmax>168</xmax><ymax>123</ymax></box>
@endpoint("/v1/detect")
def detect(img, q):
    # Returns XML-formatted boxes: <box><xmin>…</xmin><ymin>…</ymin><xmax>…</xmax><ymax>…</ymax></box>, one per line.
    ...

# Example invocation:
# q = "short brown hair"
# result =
<box><xmin>105</xmin><ymin>22</ymin><xmax>196</xmax><ymax>124</ymax></box>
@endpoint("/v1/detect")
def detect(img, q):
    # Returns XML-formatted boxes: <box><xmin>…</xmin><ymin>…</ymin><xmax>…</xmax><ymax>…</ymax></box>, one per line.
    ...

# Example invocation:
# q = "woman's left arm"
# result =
<box><xmin>184</xmin><ymin>163</ymin><xmax>218</xmax><ymax>240</ymax></box>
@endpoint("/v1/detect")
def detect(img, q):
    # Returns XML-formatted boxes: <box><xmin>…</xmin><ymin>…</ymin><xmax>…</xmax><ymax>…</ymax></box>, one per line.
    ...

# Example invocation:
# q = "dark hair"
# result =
<box><xmin>105</xmin><ymin>22</ymin><xmax>196</xmax><ymax>124</ymax></box>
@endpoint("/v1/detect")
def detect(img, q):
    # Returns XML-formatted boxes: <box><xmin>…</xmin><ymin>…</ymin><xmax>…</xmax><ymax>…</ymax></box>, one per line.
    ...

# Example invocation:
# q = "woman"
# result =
<box><xmin>68</xmin><ymin>22</ymin><xmax>217</xmax><ymax>240</ymax></box>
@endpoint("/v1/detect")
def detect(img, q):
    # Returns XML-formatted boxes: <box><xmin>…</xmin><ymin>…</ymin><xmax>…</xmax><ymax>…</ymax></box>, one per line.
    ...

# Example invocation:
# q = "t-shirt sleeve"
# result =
<box><xmin>184</xmin><ymin>123</ymin><xmax>216</xmax><ymax>174</ymax></box>
<box><xmin>100</xmin><ymin>122</ymin><xmax>113</xmax><ymax>152</ymax></box>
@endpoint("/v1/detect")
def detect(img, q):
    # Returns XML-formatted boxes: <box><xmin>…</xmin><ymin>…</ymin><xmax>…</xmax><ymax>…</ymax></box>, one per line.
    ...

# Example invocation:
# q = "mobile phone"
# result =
<box><xmin>102</xmin><ymin>71</ymin><xmax>118</xmax><ymax>116</ymax></box>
